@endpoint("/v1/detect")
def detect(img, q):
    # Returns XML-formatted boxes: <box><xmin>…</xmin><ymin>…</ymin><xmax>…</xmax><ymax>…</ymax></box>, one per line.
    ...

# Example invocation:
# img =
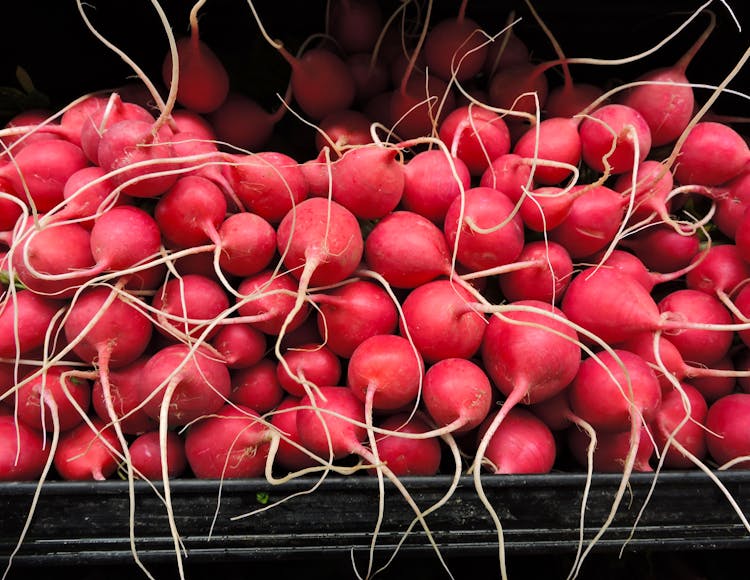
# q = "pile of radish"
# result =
<box><xmin>2</xmin><ymin>0</ymin><xmax>750</xmax><ymax>578</ymax></box>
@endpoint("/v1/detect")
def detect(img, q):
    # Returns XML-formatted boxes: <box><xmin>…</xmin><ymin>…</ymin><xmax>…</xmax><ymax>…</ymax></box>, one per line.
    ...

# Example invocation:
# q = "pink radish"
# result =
<box><xmin>216</xmin><ymin>212</ymin><xmax>277</xmax><ymax>278</ymax></box>
<box><xmin>184</xmin><ymin>404</ymin><xmax>271</xmax><ymax>479</ymax></box>
<box><xmin>619</xmin><ymin>224</ymin><xmax>701</xmax><ymax>273</ymax></box>
<box><xmin>443</xmin><ymin>186</ymin><xmax>525</xmax><ymax>272</ymax></box>
<box><xmin>672</xmin><ymin>122</ymin><xmax>750</xmax><ymax>186</ymax></box>
<box><xmin>15</xmin><ymin>366</ymin><xmax>91</xmax><ymax>432</ymax></box>
<box><xmin>268</xmin><ymin>396</ymin><xmax>319</xmax><ymax>472</ymax></box>
<box><xmin>498</xmin><ymin>240</ymin><xmax>573</xmax><ymax>304</ymax></box>
<box><xmin>438</xmin><ymin>106</ymin><xmax>511</xmax><ymax>176</ymax></box>
<box><xmin>0</xmin><ymin>416</ymin><xmax>50</xmax><ymax>481</ymax></box>
<box><xmin>0</xmin><ymin>290</ymin><xmax>61</xmax><ymax>358</ymax></box>
<box><xmin>568</xmin><ymin>423</ymin><xmax>654</xmax><ymax>473</ymax></box>
<box><xmin>277</xmin><ymin>343</ymin><xmax>342</xmax><ymax>398</ymax></box>
<box><xmin>389</xmin><ymin>68</ymin><xmax>455</xmax><ymax>140</ymax></box>
<box><xmin>400</xmin><ymin>149</ymin><xmax>471</xmax><ymax>224</ymax></box>
<box><xmin>705</xmin><ymin>393</ymin><xmax>750</xmax><ymax>468</ymax></box>
<box><xmin>578</xmin><ymin>104</ymin><xmax>652</xmax><ymax>175</ymax></box>
<box><xmin>685</xmin><ymin>243</ymin><xmax>750</xmax><ymax>306</ymax></box>
<box><xmin>421</xmin><ymin>357</ymin><xmax>493</xmax><ymax>435</ymax></box>
<box><xmin>235</xmin><ymin>270</ymin><xmax>310</xmax><ymax>337</ymax></box>
<box><xmin>478</xmin><ymin>153</ymin><xmax>533</xmax><ymax>201</ymax></box>
<box><xmin>399</xmin><ymin>279</ymin><xmax>486</xmax><ymax>363</ymax></box>
<box><xmin>477</xmin><ymin>407</ymin><xmax>557</xmax><ymax>474</ymax></box>
<box><xmin>231</xmin><ymin>358</ymin><xmax>285</xmax><ymax>414</ymax></box>
<box><xmin>613</xmin><ymin>159</ymin><xmax>675</xmax><ymax>225</ymax></box>
<box><xmin>712</xmin><ymin>170</ymin><xmax>750</xmax><ymax>239</ymax></box>
<box><xmin>53</xmin><ymin>418</ymin><xmax>121</xmax><ymax>481</ymax></box>
<box><xmin>88</xmin><ymin>205</ymin><xmax>162</xmax><ymax>274</ymax></box>
<box><xmin>57</xmin><ymin>166</ymin><xmax>121</xmax><ymax>228</ymax></box>
<box><xmin>313</xmin><ymin>279</ymin><xmax>398</xmax><ymax>358</ymax></box>
<box><xmin>129</xmin><ymin>430</ymin><xmax>187</xmax><ymax>480</ymax></box>
<box><xmin>210</xmin><ymin>323</ymin><xmax>267</xmax><ymax>370</ymax></box>
<box><xmin>371</xmin><ymin>413</ymin><xmax>442</xmax><ymax>477</ymax></box>
<box><xmin>512</xmin><ymin>117</ymin><xmax>581</xmax><ymax>185</ymax></box>
<box><xmin>652</xmin><ymin>382</ymin><xmax>708</xmax><ymax>469</ymax></box>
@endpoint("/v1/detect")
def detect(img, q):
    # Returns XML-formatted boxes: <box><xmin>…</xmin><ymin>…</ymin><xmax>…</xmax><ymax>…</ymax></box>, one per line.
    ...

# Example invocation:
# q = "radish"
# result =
<box><xmin>161</xmin><ymin>4</ymin><xmax>230</xmax><ymax>114</ymax></box>
<box><xmin>438</xmin><ymin>106</ymin><xmax>511</xmax><ymax>176</ymax></box>
<box><xmin>423</xmin><ymin>0</ymin><xmax>488</xmax><ymax>83</ymax></box>
<box><xmin>235</xmin><ymin>270</ymin><xmax>310</xmax><ymax>337</ymax></box>
<box><xmin>129</xmin><ymin>430</ymin><xmax>187</xmax><ymax>480</ymax></box>
<box><xmin>619</xmin><ymin>223</ymin><xmax>701</xmax><ymax>273</ymax></box>
<box><xmin>313</xmin><ymin>279</ymin><xmax>398</xmax><ymax>359</ymax></box>
<box><xmin>421</xmin><ymin>357</ymin><xmax>493</xmax><ymax>435</ymax></box>
<box><xmin>53</xmin><ymin>418</ymin><xmax>121</xmax><ymax>480</ymax></box>
<box><xmin>567</xmin><ymin>423</ymin><xmax>654</xmax><ymax>473</ymax></box>
<box><xmin>477</xmin><ymin>407</ymin><xmax>557</xmax><ymax>474</ymax></box>
<box><xmin>705</xmin><ymin>393</ymin><xmax>750</xmax><ymax>468</ymax></box>
<box><xmin>216</xmin><ymin>212</ymin><xmax>277</xmax><ymax>278</ymax></box>
<box><xmin>443</xmin><ymin>186</ymin><xmax>525</xmax><ymax>273</ymax></box>
<box><xmin>137</xmin><ymin>343</ymin><xmax>231</xmax><ymax>428</ymax></box>
<box><xmin>222</xmin><ymin>151</ymin><xmax>308</xmax><ymax>223</ymax></box>
<box><xmin>578</xmin><ymin>103</ymin><xmax>652</xmax><ymax>176</ymax></box>
<box><xmin>315</xmin><ymin>109</ymin><xmax>374</xmax><ymax>152</ymax></box>
<box><xmin>0</xmin><ymin>290</ymin><xmax>62</xmax><ymax>359</ymax></box>
<box><xmin>685</xmin><ymin>243</ymin><xmax>750</xmax><ymax>312</ymax></box>
<box><xmin>613</xmin><ymin>159</ymin><xmax>675</xmax><ymax>225</ymax></box>
<box><xmin>495</xmin><ymin>240</ymin><xmax>573</xmax><ymax>304</ymax></box>
<box><xmin>329</xmin><ymin>0</ymin><xmax>383</xmax><ymax>55</ymax></box>
<box><xmin>399</xmin><ymin>279</ymin><xmax>486</xmax><ymax>363</ymax></box>
<box><xmin>370</xmin><ymin>413</ymin><xmax>442</xmax><ymax>477</ymax></box>
<box><xmin>686</xmin><ymin>355</ymin><xmax>738</xmax><ymax>404</ymax></box>
<box><xmin>208</xmin><ymin>91</ymin><xmax>286</xmax><ymax>153</ymax></box>
<box><xmin>512</xmin><ymin>117</ymin><xmax>581</xmax><ymax>185</ymax></box>
<box><xmin>346</xmin><ymin>52</ymin><xmax>390</xmax><ymax>103</ymax></box>
<box><xmin>400</xmin><ymin>149</ymin><xmax>471</xmax><ymax>224</ymax></box>
<box><xmin>277</xmin><ymin>343</ymin><xmax>342</xmax><ymax>398</ymax></box>
<box><xmin>228</xmin><ymin>358</ymin><xmax>283</xmax><ymax>414</ymax></box>
<box><xmin>487</xmin><ymin>61</ymin><xmax>549</xmax><ymax>119</ymax></box>
<box><xmin>15</xmin><ymin>366</ymin><xmax>91</xmax><ymax>433</ymax></box>
<box><xmin>57</xmin><ymin>166</ymin><xmax>121</xmax><ymax>229</ymax></box>
<box><xmin>268</xmin><ymin>396</ymin><xmax>319</xmax><ymax>472</ymax></box>
<box><xmin>478</xmin><ymin>153</ymin><xmax>533</xmax><ymax>201</ymax></box>
<box><xmin>184</xmin><ymin>404</ymin><xmax>271</xmax><ymax>479</ymax></box>
<box><xmin>210</xmin><ymin>322</ymin><xmax>267</xmax><ymax>369</ymax></box>
<box><xmin>568</xmin><ymin>349</ymin><xmax>662</xmax><ymax>433</ymax></box>
<box><xmin>0</xmin><ymin>415</ymin><xmax>50</xmax><ymax>481</ymax></box>
<box><xmin>712</xmin><ymin>170</ymin><xmax>750</xmax><ymax>239</ymax></box>
<box><xmin>652</xmin><ymin>382</ymin><xmax>708</xmax><ymax>469</ymax></box>
<box><xmin>593</xmin><ymin>249</ymin><xmax>694</xmax><ymax>294</ymax></box>
<box><xmin>672</xmin><ymin>122</ymin><xmax>750</xmax><ymax>186</ymax></box>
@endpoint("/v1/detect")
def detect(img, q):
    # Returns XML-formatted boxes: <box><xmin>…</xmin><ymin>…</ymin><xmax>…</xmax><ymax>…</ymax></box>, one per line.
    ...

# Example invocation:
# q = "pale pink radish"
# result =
<box><xmin>230</xmin><ymin>358</ymin><xmax>285</xmax><ymax>414</ymax></box>
<box><xmin>313</xmin><ymin>279</ymin><xmax>398</xmax><ymax>358</ymax></box>
<box><xmin>129</xmin><ymin>430</ymin><xmax>187</xmax><ymax>480</ymax></box>
<box><xmin>184</xmin><ymin>404</ymin><xmax>271</xmax><ymax>478</ymax></box>
<box><xmin>477</xmin><ymin>407</ymin><xmax>557</xmax><ymax>474</ymax></box>
<box><xmin>400</xmin><ymin>149</ymin><xmax>471</xmax><ymax>224</ymax></box>
<box><xmin>578</xmin><ymin>104</ymin><xmax>652</xmax><ymax>175</ymax></box>
<box><xmin>399</xmin><ymin>279</ymin><xmax>486</xmax><ymax>363</ymax></box>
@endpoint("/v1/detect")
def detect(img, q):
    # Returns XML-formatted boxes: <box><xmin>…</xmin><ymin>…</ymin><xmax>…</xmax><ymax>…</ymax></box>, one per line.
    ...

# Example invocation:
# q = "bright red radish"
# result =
<box><xmin>498</xmin><ymin>240</ymin><xmax>573</xmax><ymax>304</ymax></box>
<box><xmin>277</xmin><ymin>343</ymin><xmax>342</xmax><ymax>398</ymax></box>
<box><xmin>15</xmin><ymin>366</ymin><xmax>91</xmax><ymax>432</ymax></box>
<box><xmin>230</xmin><ymin>358</ymin><xmax>285</xmax><ymax>414</ymax></box>
<box><xmin>371</xmin><ymin>413</ymin><xmax>442</xmax><ymax>477</ymax></box>
<box><xmin>478</xmin><ymin>153</ymin><xmax>533</xmax><ymax>201</ymax></box>
<box><xmin>399</xmin><ymin>279</ymin><xmax>486</xmax><ymax>363</ymax></box>
<box><xmin>210</xmin><ymin>323</ymin><xmax>267</xmax><ymax>370</ymax></box>
<box><xmin>477</xmin><ymin>407</ymin><xmax>557</xmax><ymax>474</ymax></box>
<box><xmin>216</xmin><ymin>212</ymin><xmax>277</xmax><ymax>277</ymax></box>
<box><xmin>0</xmin><ymin>290</ymin><xmax>61</xmax><ymax>358</ymax></box>
<box><xmin>613</xmin><ymin>159</ymin><xmax>675</xmax><ymax>224</ymax></box>
<box><xmin>421</xmin><ymin>357</ymin><xmax>493</xmax><ymax>435</ymax></box>
<box><xmin>269</xmin><ymin>396</ymin><xmax>319</xmax><ymax>472</ymax></box>
<box><xmin>578</xmin><ymin>103</ymin><xmax>652</xmax><ymax>175</ymax></box>
<box><xmin>672</xmin><ymin>122</ymin><xmax>749</xmax><ymax>186</ymax></box>
<box><xmin>316</xmin><ymin>109</ymin><xmax>374</xmax><ymax>152</ymax></box>
<box><xmin>438</xmin><ymin>106</ymin><xmax>511</xmax><ymax>176</ymax></box>
<box><xmin>685</xmin><ymin>243</ymin><xmax>750</xmax><ymax>304</ymax></box>
<box><xmin>620</xmin><ymin>224</ymin><xmax>701</xmax><ymax>273</ymax></box>
<box><xmin>313</xmin><ymin>280</ymin><xmax>398</xmax><ymax>358</ymax></box>
<box><xmin>705</xmin><ymin>393</ymin><xmax>750</xmax><ymax>468</ymax></box>
<box><xmin>129</xmin><ymin>430</ymin><xmax>187</xmax><ymax>480</ymax></box>
<box><xmin>88</xmin><ymin>205</ymin><xmax>162</xmax><ymax>274</ymax></box>
<box><xmin>235</xmin><ymin>270</ymin><xmax>310</xmax><ymax>336</ymax></box>
<box><xmin>652</xmin><ymin>383</ymin><xmax>708</xmax><ymax>469</ymax></box>
<box><xmin>512</xmin><ymin>117</ymin><xmax>581</xmax><ymax>185</ymax></box>
<box><xmin>0</xmin><ymin>416</ymin><xmax>50</xmax><ymax>481</ymax></box>
<box><xmin>57</xmin><ymin>166</ymin><xmax>121</xmax><ymax>228</ymax></box>
<box><xmin>53</xmin><ymin>418</ymin><xmax>121</xmax><ymax>481</ymax></box>
<box><xmin>137</xmin><ymin>344</ymin><xmax>231</xmax><ymax>428</ymax></box>
<box><xmin>568</xmin><ymin>423</ymin><xmax>654</xmax><ymax>473</ymax></box>
<box><xmin>184</xmin><ymin>404</ymin><xmax>271</xmax><ymax>479</ymax></box>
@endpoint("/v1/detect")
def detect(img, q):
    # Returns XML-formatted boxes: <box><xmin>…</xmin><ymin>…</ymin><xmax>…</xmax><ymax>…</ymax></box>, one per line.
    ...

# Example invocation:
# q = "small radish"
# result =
<box><xmin>0</xmin><ymin>416</ymin><xmax>50</xmax><ymax>481</ymax></box>
<box><xmin>15</xmin><ymin>366</ymin><xmax>91</xmax><ymax>433</ymax></box>
<box><xmin>277</xmin><ymin>343</ymin><xmax>342</xmax><ymax>398</ymax></box>
<box><xmin>210</xmin><ymin>323</ymin><xmax>267</xmax><ymax>370</ymax></box>
<box><xmin>438</xmin><ymin>106</ymin><xmax>511</xmax><ymax>176</ymax></box>
<box><xmin>53</xmin><ymin>418</ymin><xmax>121</xmax><ymax>481</ymax></box>
<box><xmin>371</xmin><ymin>413</ymin><xmax>442</xmax><ymax>477</ymax></box>
<box><xmin>478</xmin><ymin>153</ymin><xmax>533</xmax><ymax>201</ymax></box>
<box><xmin>216</xmin><ymin>212</ymin><xmax>277</xmax><ymax>278</ymax></box>
<box><xmin>230</xmin><ymin>358</ymin><xmax>285</xmax><ymax>414</ymax></box>
<box><xmin>235</xmin><ymin>270</ymin><xmax>311</xmax><ymax>337</ymax></box>
<box><xmin>619</xmin><ymin>224</ymin><xmax>701</xmax><ymax>273</ymax></box>
<box><xmin>512</xmin><ymin>117</ymin><xmax>581</xmax><ymax>185</ymax></box>
<box><xmin>209</xmin><ymin>92</ymin><xmax>285</xmax><ymax>153</ymax></box>
<box><xmin>0</xmin><ymin>290</ymin><xmax>62</xmax><ymax>359</ymax></box>
<box><xmin>672</xmin><ymin>122</ymin><xmax>750</xmax><ymax>186</ymax></box>
<box><xmin>129</xmin><ymin>430</ymin><xmax>187</xmax><ymax>480</ymax></box>
<box><xmin>705</xmin><ymin>393</ymin><xmax>750</xmax><ymax>468</ymax></box>
<box><xmin>329</xmin><ymin>0</ymin><xmax>383</xmax><ymax>54</ymax></box>
<box><xmin>268</xmin><ymin>396</ymin><xmax>320</xmax><ymax>472</ymax></box>
<box><xmin>567</xmin><ymin>423</ymin><xmax>654</xmax><ymax>473</ymax></box>
<box><xmin>497</xmin><ymin>240</ymin><xmax>573</xmax><ymax>304</ymax></box>
<box><xmin>652</xmin><ymin>382</ymin><xmax>708</xmax><ymax>469</ymax></box>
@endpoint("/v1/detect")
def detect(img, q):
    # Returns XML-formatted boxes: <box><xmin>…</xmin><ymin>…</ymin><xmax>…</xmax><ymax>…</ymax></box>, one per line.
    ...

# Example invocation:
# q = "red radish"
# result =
<box><xmin>487</xmin><ymin>61</ymin><xmax>549</xmax><ymax>118</ymax></box>
<box><xmin>593</xmin><ymin>249</ymin><xmax>693</xmax><ymax>294</ymax></box>
<box><xmin>329</xmin><ymin>0</ymin><xmax>383</xmax><ymax>54</ymax></box>
<box><xmin>222</xmin><ymin>151</ymin><xmax>308</xmax><ymax>223</ymax></box>
<box><xmin>512</xmin><ymin>117</ymin><xmax>581</xmax><ymax>185</ymax></box>
<box><xmin>613</xmin><ymin>159</ymin><xmax>675</xmax><ymax>224</ymax></box>
<box><xmin>399</xmin><ymin>279</ymin><xmax>486</xmax><ymax>363</ymax></box>
<box><xmin>170</xmin><ymin>109</ymin><xmax>216</xmax><ymax>139</ymax></box>
<box><xmin>478</xmin><ymin>153</ymin><xmax>533</xmax><ymax>201</ymax></box>
<box><xmin>277</xmin><ymin>343</ymin><xmax>342</xmax><ymax>398</ymax></box>
<box><xmin>705</xmin><ymin>393</ymin><xmax>750</xmax><ymax>468</ymax></box>
<box><xmin>210</xmin><ymin>323</ymin><xmax>267</xmax><ymax>370</ymax></box>
<box><xmin>152</xmin><ymin>274</ymin><xmax>230</xmax><ymax>341</ymax></box>
<box><xmin>88</xmin><ymin>205</ymin><xmax>162</xmax><ymax>273</ymax></box>
<box><xmin>96</xmin><ymin>119</ymin><xmax>178</xmax><ymax>198</ymax></box>
<box><xmin>477</xmin><ymin>407</ymin><xmax>556</xmax><ymax>474</ymax></box>
<box><xmin>619</xmin><ymin>224</ymin><xmax>701</xmax><ymax>273</ymax></box>
<box><xmin>327</xmin><ymin>144</ymin><xmax>405</xmax><ymax>219</ymax></box>
<box><xmin>364</xmin><ymin>211</ymin><xmax>451</xmax><ymax>289</ymax></box>
<box><xmin>652</xmin><ymin>383</ymin><xmax>708</xmax><ymax>469</ymax></box>
<box><xmin>0</xmin><ymin>139</ymin><xmax>89</xmax><ymax>213</ymax></box>
<box><xmin>400</xmin><ymin>149</ymin><xmax>471</xmax><ymax>224</ymax></box>
<box><xmin>498</xmin><ymin>240</ymin><xmax>573</xmax><ymax>304</ymax></box>
<box><xmin>347</xmin><ymin>334</ymin><xmax>424</xmax><ymax>411</ymax></box>
<box><xmin>231</xmin><ymin>358</ymin><xmax>285</xmax><ymax>414</ymax></box>
<box><xmin>545</xmin><ymin>82</ymin><xmax>604</xmax><ymax>119</ymax></box>
<box><xmin>269</xmin><ymin>396</ymin><xmax>319</xmax><ymax>472</ymax></box>
<box><xmin>483</xmin><ymin>29</ymin><xmax>529</xmax><ymax>76</ymax></box>
<box><xmin>315</xmin><ymin>109</ymin><xmax>374</xmax><ymax>152</ymax></box>
<box><xmin>58</xmin><ymin>166</ymin><xmax>121</xmax><ymax>228</ymax></box>
<box><xmin>389</xmin><ymin>73</ymin><xmax>455</xmax><ymax>141</ymax></box>
<box><xmin>0</xmin><ymin>415</ymin><xmax>50</xmax><ymax>481</ymax></box>
<box><xmin>421</xmin><ymin>357</ymin><xmax>493</xmax><ymax>434</ymax></box>
<box><xmin>567</xmin><ymin>423</ymin><xmax>654</xmax><ymax>473</ymax></box>
<box><xmin>15</xmin><ymin>366</ymin><xmax>91</xmax><ymax>432</ymax></box>
<box><xmin>208</xmin><ymin>92</ymin><xmax>285</xmax><ymax>153</ymax></box>
<box><xmin>672</xmin><ymin>122</ymin><xmax>749</xmax><ymax>186</ymax></box>
<box><xmin>443</xmin><ymin>186</ymin><xmax>525</xmax><ymax>272</ymax></box>
<box><xmin>0</xmin><ymin>290</ymin><xmax>61</xmax><ymax>358</ymax></box>
<box><xmin>518</xmin><ymin>185</ymin><xmax>582</xmax><ymax>232</ymax></box>
<box><xmin>276</xmin><ymin>197</ymin><xmax>364</xmax><ymax>289</ymax></box>
<box><xmin>154</xmin><ymin>175</ymin><xmax>227</xmax><ymax>248</ymax></box>
<box><xmin>371</xmin><ymin>413</ymin><xmax>442</xmax><ymax>477</ymax></box>
<box><xmin>438</xmin><ymin>106</ymin><xmax>511</xmax><ymax>176</ymax></box>
<box><xmin>129</xmin><ymin>430</ymin><xmax>187</xmax><ymax>480</ymax></box>
<box><xmin>686</xmin><ymin>355</ymin><xmax>738</xmax><ymax>403</ymax></box>
<box><xmin>1</xmin><ymin>109</ymin><xmax>65</xmax><ymax>151</ymax></box>
<box><xmin>53</xmin><ymin>418</ymin><xmax>121</xmax><ymax>481</ymax></box>
<box><xmin>657</xmin><ymin>288</ymin><xmax>734</xmax><ymax>366</ymax></box>
<box><xmin>0</xmin><ymin>188</ymin><xmax>22</xmax><ymax>231</ymax></box>
<box><xmin>712</xmin><ymin>170</ymin><xmax>750</xmax><ymax>239</ymax></box>
<box><xmin>313</xmin><ymin>280</ymin><xmax>398</xmax><ymax>358</ymax></box>
<box><xmin>568</xmin><ymin>349</ymin><xmax>662</xmax><ymax>433</ymax></box>
<box><xmin>578</xmin><ymin>104</ymin><xmax>652</xmax><ymax>175</ymax></box>
<box><xmin>685</xmin><ymin>244</ymin><xmax>750</xmax><ymax>306</ymax></box>
<box><xmin>547</xmin><ymin>184</ymin><xmax>626</xmax><ymax>259</ymax></box>
<box><xmin>423</xmin><ymin>0</ymin><xmax>488</xmax><ymax>83</ymax></box>
<box><xmin>137</xmin><ymin>344</ymin><xmax>231</xmax><ymax>428</ymax></box>
<box><xmin>735</xmin><ymin>207</ymin><xmax>750</xmax><ymax>265</ymax></box>
<box><xmin>216</xmin><ymin>212</ymin><xmax>277</xmax><ymax>278</ymax></box>
<box><xmin>184</xmin><ymin>404</ymin><xmax>271</xmax><ymax>479</ymax></box>
<box><xmin>235</xmin><ymin>270</ymin><xmax>310</xmax><ymax>337</ymax></box>
<box><xmin>91</xmin><ymin>357</ymin><xmax>158</xmax><ymax>436</ymax></box>
<box><xmin>161</xmin><ymin>19</ymin><xmax>230</xmax><ymax>114</ymax></box>
<box><xmin>346</xmin><ymin>52</ymin><xmax>389</xmax><ymax>103</ymax></box>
